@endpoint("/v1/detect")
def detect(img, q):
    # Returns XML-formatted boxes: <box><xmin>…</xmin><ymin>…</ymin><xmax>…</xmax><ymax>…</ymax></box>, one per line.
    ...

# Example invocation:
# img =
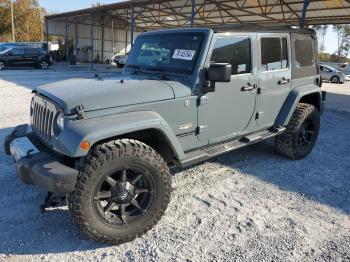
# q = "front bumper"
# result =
<box><xmin>4</xmin><ymin>124</ymin><xmax>78</xmax><ymax>194</ymax></box>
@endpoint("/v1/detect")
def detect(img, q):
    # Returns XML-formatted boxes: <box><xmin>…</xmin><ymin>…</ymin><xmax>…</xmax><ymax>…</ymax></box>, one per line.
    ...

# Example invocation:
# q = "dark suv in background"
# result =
<box><xmin>0</xmin><ymin>47</ymin><xmax>53</xmax><ymax>70</ymax></box>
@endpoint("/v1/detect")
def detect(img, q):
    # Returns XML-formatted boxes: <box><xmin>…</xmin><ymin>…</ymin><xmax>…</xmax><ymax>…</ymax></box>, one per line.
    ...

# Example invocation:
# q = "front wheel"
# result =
<box><xmin>69</xmin><ymin>139</ymin><xmax>172</xmax><ymax>244</ymax></box>
<box><xmin>0</xmin><ymin>61</ymin><xmax>5</xmax><ymax>70</ymax></box>
<box><xmin>330</xmin><ymin>76</ymin><xmax>340</xmax><ymax>84</ymax></box>
<box><xmin>275</xmin><ymin>103</ymin><xmax>320</xmax><ymax>160</ymax></box>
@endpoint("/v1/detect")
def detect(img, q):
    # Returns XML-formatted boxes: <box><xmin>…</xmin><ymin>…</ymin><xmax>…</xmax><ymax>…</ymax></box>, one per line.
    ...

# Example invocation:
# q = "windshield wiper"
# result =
<box><xmin>126</xmin><ymin>64</ymin><xmax>141</xmax><ymax>70</ymax></box>
<box><xmin>144</xmin><ymin>67</ymin><xmax>167</xmax><ymax>72</ymax></box>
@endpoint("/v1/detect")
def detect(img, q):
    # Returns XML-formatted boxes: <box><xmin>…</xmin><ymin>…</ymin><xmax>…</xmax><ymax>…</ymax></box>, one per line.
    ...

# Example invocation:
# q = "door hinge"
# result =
<box><xmin>197</xmin><ymin>125</ymin><xmax>208</xmax><ymax>134</ymax></box>
<box><xmin>256</xmin><ymin>112</ymin><xmax>263</xmax><ymax>120</ymax></box>
<box><xmin>198</xmin><ymin>95</ymin><xmax>209</xmax><ymax>106</ymax></box>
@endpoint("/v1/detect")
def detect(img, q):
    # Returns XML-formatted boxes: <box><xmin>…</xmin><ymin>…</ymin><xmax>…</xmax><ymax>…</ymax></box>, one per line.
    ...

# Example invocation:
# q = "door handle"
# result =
<box><xmin>241</xmin><ymin>83</ymin><xmax>256</xmax><ymax>91</ymax></box>
<box><xmin>278</xmin><ymin>77</ymin><xmax>290</xmax><ymax>85</ymax></box>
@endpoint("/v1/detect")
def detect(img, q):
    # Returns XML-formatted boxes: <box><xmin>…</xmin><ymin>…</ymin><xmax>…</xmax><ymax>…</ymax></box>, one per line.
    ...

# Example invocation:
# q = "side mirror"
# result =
<box><xmin>202</xmin><ymin>63</ymin><xmax>232</xmax><ymax>93</ymax></box>
<box><xmin>207</xmin><ymin>63</ymin><xmax>232</xmax><ymax>82</ymax></box>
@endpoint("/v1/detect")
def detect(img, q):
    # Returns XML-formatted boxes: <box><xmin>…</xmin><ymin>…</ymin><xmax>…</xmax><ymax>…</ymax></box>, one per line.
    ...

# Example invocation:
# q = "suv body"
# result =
<box><xmin>338</xmin><ymin>63</ymin><xmax>350</xmax><ymax>80</ymax></box>
<box><xmin>4</xmin><ymin>25</ymin><xmax>326</xmax><ymax>244</ymax></box>
<box><xmin>0</xmin><ymin>47</ymin><xmax>53</xmax><ymax>70</ymax></box>
<box><xmin>113</xmin><ymin>52</ymin><xmax>129</xmax><ymax>67</ymax></box>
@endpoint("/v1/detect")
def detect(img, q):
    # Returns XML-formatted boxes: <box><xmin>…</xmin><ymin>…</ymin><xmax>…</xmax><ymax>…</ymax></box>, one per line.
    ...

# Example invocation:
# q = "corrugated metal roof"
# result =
<box><xmin>45</xmin><ymin>0</ymin><xmax>350</xmax><ymax>30</ymax></box>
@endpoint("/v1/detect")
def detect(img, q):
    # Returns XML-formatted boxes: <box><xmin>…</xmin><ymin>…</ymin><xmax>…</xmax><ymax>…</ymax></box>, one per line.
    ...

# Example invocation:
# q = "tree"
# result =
<box><xmin>0</xmin><ymin>0</ymin><xmax>47</xmax><ymax>42</ymax></box>
<box><xmin>0</xmin><ymin>0</ymin><xmax>12</xmax><ymax>41</ymax></box>
<box><xmin>333</xmin><ymin>24</ymin><xmax>350</xmax><ymax>63</ymax></box>
<box><xmin>312</xmin><ymin>25</ymin><xmax>328</xmax><ymax>52</ymax></box>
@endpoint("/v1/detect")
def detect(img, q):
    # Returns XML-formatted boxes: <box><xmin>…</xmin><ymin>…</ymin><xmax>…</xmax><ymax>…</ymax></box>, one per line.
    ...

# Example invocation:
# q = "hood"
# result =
<box><xmin>36</xmin><ymin>77</ymin><xmax>191</xmax><ymax>114</ymax></box>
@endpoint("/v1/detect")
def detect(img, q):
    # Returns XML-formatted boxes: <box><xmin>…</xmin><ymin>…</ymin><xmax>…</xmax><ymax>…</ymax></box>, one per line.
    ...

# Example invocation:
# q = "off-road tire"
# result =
<box><xmin>68</xmin><ymin>139</ymin><xmax>172</xmax><ymax>244</ymax></box>
<box><xmin>330</xmin><ymin>76</ymin><xmax>340</xmax><ymax>84</ymax></box>
<box><xmin>275</xmin><ymin>103</ymin><xmax>320</xmax><ymax>160</ymax></box>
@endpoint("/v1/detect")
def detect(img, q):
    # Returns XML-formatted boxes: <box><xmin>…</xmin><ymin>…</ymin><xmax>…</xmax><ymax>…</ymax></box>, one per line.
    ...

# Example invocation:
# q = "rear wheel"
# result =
<box><xmin>69</xmin><ymin>139</ymin><xmax>172</xmax><ymax>244</ymax></box>
<box><xmin>330</xmin><ymin>76</ymin><xmax>340</xmax><ymax>84</ymax></box>
<box><xmin>275</xmin><ymin>103</ymin><xmax>320</xmax><ymax>160</ymax></box>
<box><xmin>0</xmin><ymin>61</ymin><xmax>5</xmax><ymax>70</ymax></box>
<box><xmin>39</xmin><ymin>61</ymin><xmax>49</xmax><ymax>69</ymax></box>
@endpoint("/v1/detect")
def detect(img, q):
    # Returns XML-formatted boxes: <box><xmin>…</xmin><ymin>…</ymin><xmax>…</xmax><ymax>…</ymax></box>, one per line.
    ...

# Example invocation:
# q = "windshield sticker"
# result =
<box><xmin>172</xmin><ymin>49</ymin><xmax>196</xmax><ymax>60</ymax></box>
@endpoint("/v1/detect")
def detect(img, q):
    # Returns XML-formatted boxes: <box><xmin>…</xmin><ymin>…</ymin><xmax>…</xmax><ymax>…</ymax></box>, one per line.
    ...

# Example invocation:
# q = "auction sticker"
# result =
<box><xmin>172</xmin><ymin>49</ymin><xmax>196</xmax><ymax>60</ymax></box>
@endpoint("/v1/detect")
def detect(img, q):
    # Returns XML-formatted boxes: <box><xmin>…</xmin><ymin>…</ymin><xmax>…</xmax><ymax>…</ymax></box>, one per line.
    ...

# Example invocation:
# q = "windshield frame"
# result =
<box><xmin>126</xmin><ymin>31</ymin><xmax>208</xmax><ymax>75</ymax></box>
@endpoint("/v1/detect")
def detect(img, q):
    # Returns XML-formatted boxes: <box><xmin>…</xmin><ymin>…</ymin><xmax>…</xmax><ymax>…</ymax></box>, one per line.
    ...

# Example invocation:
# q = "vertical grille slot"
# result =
<box><xmin>31</xmin><ymin>96</ymin><xmax>58</xmax><ymax>142</ymax></box>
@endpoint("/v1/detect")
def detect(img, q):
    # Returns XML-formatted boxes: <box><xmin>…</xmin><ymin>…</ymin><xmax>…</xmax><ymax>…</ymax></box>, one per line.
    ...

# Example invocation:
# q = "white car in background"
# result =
<box><xmin>113</xmin><ymin>52</ymin><xmax>128</xmax><ymax>68</ymax></box>
<box><xmin>320</xmin><ymin>64</ymin><xmax>345</xmax><ymax>84</ymax></box>
<box><xmin>338</xmin><ymin>63</ymin><xmax>350</xmax><ymax>81</ymax></box>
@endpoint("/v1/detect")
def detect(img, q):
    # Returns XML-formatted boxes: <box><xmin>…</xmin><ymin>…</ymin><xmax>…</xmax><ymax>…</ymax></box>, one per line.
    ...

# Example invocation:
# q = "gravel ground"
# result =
<box><xmin>0</xmin><ymin>69</ymin><xmax>349</xmax><ymax>262</ymax></box>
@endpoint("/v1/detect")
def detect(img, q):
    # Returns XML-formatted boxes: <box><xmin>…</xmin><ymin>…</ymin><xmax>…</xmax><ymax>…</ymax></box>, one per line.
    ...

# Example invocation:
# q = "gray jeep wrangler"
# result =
<box><xmin>4</xmin><ymin>25</ymin><xmax>326</xmax><ymax>244</ymax></box>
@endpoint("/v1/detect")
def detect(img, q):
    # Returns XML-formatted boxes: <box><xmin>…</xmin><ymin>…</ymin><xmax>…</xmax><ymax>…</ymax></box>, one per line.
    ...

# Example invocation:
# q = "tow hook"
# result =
<box><xmin>40</xmin><ymin>192</ymin><xmax>67</xmax><ymax>213</ymax></box>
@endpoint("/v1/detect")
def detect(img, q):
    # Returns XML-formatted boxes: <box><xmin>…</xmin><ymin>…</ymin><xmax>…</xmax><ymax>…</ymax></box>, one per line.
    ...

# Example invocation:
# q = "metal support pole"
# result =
<box><xmin>112</xmin><ymin>21</ymin><xmax>115</xmax><ymax>53</ymax></box>
<box><xmin>45</xmin><ymin>20</ymin><xmax>49</xmax><ymax>52</ymax></box>
<box><xmin>131</xmin><ymin>4</ymin><xmax>135</xmax><ymax>47</ymax></box>
<box><xmin>75</xmin><ymin>23</ymin><xmax>78</xmax><ymax>60</ymax></box>
<box><xmin>299</xmin><ymin>0</ymin><xmax>309</xmax><ymax>28</ymax></box>
<box><xmin>101</xmin><ymin>17</ymin><xmax>105</xmax><ymax>63</ymax></box>
<box><xmin>91</xmin><ymin>15</ymin><xmax>94</xmax><ymax>70</ymax></box>
<box><xmin>11</xmin><ymin>0</ymin><xmax>15</xmax><ymax>42</ymax></box>
<box><xmin>190</xmin><ymin>0</ymin><xmax>195</xmax><ymax>28</ymax></box>
<box><xmin>65</xmin><ymin>17</ymin><xmax>68</xmax><ymax>62</ymax></box>
<box><xmin>125</xmin><ymin>26</ymin><xmax>128</xmax><ymax>54</ymax></box>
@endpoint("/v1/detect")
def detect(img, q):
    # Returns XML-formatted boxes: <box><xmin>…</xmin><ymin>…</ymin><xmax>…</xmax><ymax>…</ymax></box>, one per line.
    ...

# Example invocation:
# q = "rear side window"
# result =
<box><xmin>24</xmin><ymin>48</ymin><xmax>37</xmax><ymax>55</ymax></box>
<box><xmin>261</xmin><ymin>37</ymin><xmax>288</xmax><ymax>71</ymax></box>
<box><xmin>10</xmin><ymin>48</ymin><xmax>24</xmax><ymax>55</ymax></box>
<box><xmin>210</xmin><ymin>37</ymin><xmax>251</xmax><ymax>75</ymax></box>
<box><xmin>295</xmin><ymin>38</ymin><xmax>315</xmax><ymax>68</ymax></box>
<box><xmin>25</xmin><ymin>49</ymin><xmax>38</xmax><ymax>55</ymax></box>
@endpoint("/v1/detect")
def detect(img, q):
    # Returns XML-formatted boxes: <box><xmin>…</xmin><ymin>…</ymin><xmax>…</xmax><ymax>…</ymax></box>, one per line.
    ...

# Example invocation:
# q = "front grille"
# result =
<box><xmin>30</xmin><ymin>95</ymin><xmax>59</xmax><ymax>142</ymax></box>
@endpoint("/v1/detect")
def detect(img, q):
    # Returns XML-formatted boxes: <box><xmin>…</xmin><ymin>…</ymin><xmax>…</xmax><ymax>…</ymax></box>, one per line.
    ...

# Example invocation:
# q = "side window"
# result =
<box><xmin>295</xmin><ymin>38</ymin><xmax>315</xmax><ymax>68</ymax></box>
<box><xmin>281</xmin><ymin>38</ymin><xmax>288</xmax><ymax>69</ymax></box>
<box><xmin>25</xmin><ymin>49</ymin><xmax>39</xmax><ymax>55</ymax></box>
<box><xmin>210</xmin><ymin>37</ymin><xmax>251</xmax><ymax>75</ymax></box>
<box><xmin>10</xmin><ymin>48</ymin><xmax>24</xmax><ymax>56</ymax></box>
<box><xmin>261</xmin><ymin>37</ymin><xmax>288</xmax><ymax>71</ymax></box>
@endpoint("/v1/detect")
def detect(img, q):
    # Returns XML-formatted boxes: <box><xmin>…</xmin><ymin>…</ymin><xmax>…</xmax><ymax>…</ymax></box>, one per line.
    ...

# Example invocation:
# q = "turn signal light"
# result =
<box><xmin>80</xmin><ymin>141</ymin><xmax>91</xmax><ymax>151</ymax></box>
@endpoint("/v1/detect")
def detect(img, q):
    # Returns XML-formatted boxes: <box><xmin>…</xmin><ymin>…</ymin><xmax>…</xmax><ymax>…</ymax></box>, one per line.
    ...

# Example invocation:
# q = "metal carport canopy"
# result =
<box><xmin>45</xmin><ymin>0</ymin><xmax>350</xmax><ymax>30</ymax></box>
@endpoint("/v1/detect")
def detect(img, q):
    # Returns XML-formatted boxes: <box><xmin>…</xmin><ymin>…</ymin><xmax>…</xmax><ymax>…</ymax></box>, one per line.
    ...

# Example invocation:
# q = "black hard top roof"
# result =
<box><xmin>142</xmin><ymin>24</ymin><xmax>315</xmax><ymax>36</ymax></box>
<box><xmin>211</xmin><ymin>24</ymin><xmax>315</xmax><ymax>34</ymax></box>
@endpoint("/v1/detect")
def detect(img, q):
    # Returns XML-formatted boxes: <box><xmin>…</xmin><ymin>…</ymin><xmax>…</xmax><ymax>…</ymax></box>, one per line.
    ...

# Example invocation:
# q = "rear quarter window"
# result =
<box><xmin>295</xmin><ymin>38</ymin><xmax>315</xmax><ymax>68</ymax></box>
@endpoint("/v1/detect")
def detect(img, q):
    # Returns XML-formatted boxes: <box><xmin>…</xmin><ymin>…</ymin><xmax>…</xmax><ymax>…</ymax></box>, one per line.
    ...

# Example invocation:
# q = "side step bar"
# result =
<box><xmin>177</xmin><ymin>126</ymin><xmax>286</xmax><ymax>168</ymax></box>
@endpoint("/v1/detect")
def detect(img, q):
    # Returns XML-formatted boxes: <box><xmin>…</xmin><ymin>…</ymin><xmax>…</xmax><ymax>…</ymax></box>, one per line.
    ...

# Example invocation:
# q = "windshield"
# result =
<box><xmin>0</xmin><ymin>48</ymin><xmax>12</xmax><ymax>55</ymax></box>
<box><xmin>127</xmin><ymin>32</ymin><xmax>205</xmax><ymax>74</ymax></box>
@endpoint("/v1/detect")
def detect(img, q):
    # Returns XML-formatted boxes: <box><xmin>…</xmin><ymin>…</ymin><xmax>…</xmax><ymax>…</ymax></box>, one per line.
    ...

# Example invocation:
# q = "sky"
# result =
<box><xmin>38</xmin><ymin>0</ymin><xmax>339</xmax><ymax>54</ymax></box>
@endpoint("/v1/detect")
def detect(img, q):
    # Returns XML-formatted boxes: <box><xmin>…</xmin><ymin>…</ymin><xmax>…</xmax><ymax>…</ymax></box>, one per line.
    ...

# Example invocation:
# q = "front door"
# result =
<box><xmin>256</xmin><ymin>33</ymin><xmax>292</xmax><ymax>127</ymax></box>
<box><xmin>198</xmin><ymin>33</ymin><xmax>257</xmax><ymax>144</ymax></box>
<box><xmin>7</xmin><ymin>48</ymin><xmax>25</xmax><ymax>67</ymax></box>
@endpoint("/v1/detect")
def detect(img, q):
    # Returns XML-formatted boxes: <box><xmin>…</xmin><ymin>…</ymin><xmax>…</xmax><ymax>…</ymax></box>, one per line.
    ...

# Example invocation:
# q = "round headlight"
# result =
<box><xmin>53</xmin><ymin>111</ymin><xmax>64</xmax><ymax>136</ymax></box>
<box><xmin>30</xmin><ymin>97</ymin><xmax>34</xmax><ymax>116</ymax></box>
<box><xmin>57</xmin><ymin>112</ymin><xmax>64</xmax><ymax>131</ymax></box>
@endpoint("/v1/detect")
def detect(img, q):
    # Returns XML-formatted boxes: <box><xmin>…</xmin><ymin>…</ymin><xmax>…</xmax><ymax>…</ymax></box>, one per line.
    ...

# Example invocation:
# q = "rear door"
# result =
<box><xmin>256</xmin><ymin>33</ymin><xmax>291</xmax><ymax>127</ymax></box>
<box><xmin>320</xmin><ymin>65</ymin><xmax>332</xmax><ymax>80</ymax></box>
<box><xmin>24</xmin><ymin>48</ymin><xmax>39</xmax><ymax>65</ymax></box>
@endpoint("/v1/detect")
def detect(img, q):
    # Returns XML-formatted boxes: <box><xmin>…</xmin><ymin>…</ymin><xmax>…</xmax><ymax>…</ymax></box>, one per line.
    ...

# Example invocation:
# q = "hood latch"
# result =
<box><xmin>75</xmin><ymin>104</ymin><xmax>86</xmax><ymax>119</ymax></box>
